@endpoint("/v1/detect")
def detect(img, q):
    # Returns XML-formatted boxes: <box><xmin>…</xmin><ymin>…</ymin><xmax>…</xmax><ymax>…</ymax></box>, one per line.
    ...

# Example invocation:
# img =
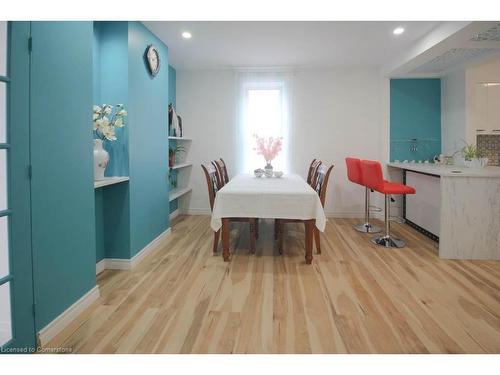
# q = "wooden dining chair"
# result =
<box><xmin>276</xmin><ymin>164</ymin><xmax>333</xmax><ymax>255</ymax></box>
<box><xmin>307</xmin><ymin>159</ymin><xmax>322</xmax><ymax>186</ymax></box>
<box><xmin>201</xmin><ymin>162</ymin><xmax>257</xmax><ymax>254</ymax></box>
<box><xmin>212</xmin><ymin>158</ymin><xmax>230</xmax><ymax>187</ymax></box>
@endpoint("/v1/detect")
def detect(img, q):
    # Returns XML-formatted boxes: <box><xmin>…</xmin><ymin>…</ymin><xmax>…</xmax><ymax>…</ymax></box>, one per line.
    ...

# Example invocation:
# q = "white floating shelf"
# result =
<box><xmin>94</xmin><ymin>176</ymin><xmax>129</xmax><ymax>189</ymax></box>
<box><xmin>169</xmin><ymin>186</ymin><xmax>192</xmax><ymax>201</ymax></box>
<box><xmin>168</xmin><ymin>136</ymin><xmax>192</xmax><ymax>141</ymax></box>
<box><xmin>170</xmin><ymin>162</ymin><xmax>192</xmax><ymax>170</ymax></box>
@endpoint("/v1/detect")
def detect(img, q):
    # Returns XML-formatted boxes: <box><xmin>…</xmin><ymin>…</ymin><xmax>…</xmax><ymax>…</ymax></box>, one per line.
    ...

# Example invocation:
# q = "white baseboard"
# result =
<box><xmin>184</xmin><ymin>208</ymin><xmax>211</xmax><ymax>215</ymax></box>
<box><xmin>182</xmin><ymin>209</ymin><xmax>384</xmax><ymax>220</ymax></box>
<box><xmin>169</xmin><ymin>209</ymin><xmax>180</xmax><ymax>221</ymax></box>
<box><xmin>325</xmin><ymin>211</ymin><xmax>384</xmax><ymax>220</ymax></box>
<box><xmin>96</xmin><ymin>259</ymin><xmax>105</xmax><ymax>275</ymax></box>
<box><xmin>96</xmin><ymin>227</ymin><xmax>172</xmax><ymax>273</ymax></box>
<box><xmin>37</xmin><ymin>285</ymin><xmax>100</xmax><ymax>347</ymax></box>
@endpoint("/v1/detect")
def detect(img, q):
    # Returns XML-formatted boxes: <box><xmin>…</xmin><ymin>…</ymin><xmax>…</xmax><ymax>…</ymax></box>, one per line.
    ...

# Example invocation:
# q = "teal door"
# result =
<box><xmin>0</xmin><ymin>22</ymin><xmax>36</xmax><ymax>351</ymax></box>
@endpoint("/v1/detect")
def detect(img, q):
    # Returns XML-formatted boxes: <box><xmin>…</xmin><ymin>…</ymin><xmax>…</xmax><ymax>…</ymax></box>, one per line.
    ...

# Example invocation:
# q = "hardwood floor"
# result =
<box><xmin>47</xmin><ymin>215</ymin><xmax>500</xmax><ymax>353</ymax></box>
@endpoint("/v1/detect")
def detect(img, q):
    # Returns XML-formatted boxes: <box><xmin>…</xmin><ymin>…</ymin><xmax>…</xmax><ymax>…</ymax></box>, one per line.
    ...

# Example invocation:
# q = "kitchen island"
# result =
<box><xmin>388</xmin><ymin>163</ymin><xmax>500</xmax><ymax>260</ymax></box>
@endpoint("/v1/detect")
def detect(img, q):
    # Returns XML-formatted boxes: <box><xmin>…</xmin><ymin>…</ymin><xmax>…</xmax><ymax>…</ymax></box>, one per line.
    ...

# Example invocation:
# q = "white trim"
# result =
<box><xmin>183</xmin><ymin>209</ymin><xmax>384</xmax><ymax>220</ymax></box>
<box><xmin>185</xmin><ymin>208</ymin><xmax>211</xmax><ymax>216</ymax></box>
<box><xmin>95</xmin><ymin>259</ymin><xmax>105</xmax><ymax>275</ymax></box>
<box><xmin>103</xmin><ymin>258</ymin><xmax>132</xmax><ymax>270</ymax></box>
<box><xmin>169</xmin><ymin>209</ymin><xmax>180</xmax><ymax>221</ymax></box>
<box><xmin>37</xmin><ymin>286</ymin><xmax>100</xmax><ymax>346</ymax></box>
<box><xmin>130</xmin><ymin>227</ymin><xmax>171</xmax><ymax>268</ymax></box>
<box><xmin>97</xmin><ymin>227</ymin><xmax>172</xmax><ymax>271</ymax></box>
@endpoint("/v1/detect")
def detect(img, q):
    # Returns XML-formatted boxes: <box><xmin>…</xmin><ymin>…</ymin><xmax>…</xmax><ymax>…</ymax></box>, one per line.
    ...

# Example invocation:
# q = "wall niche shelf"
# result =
<box><xmin>170</xmin><ymin>162</ymin><xmax>192</xmax><ymax>170</ymax></box>
<box><xmin>94</xmin><ymin>176</ymin><xmax>129</xmax><ymax>189</ymax></box>
<box><xmin>169</xmin><ymin>186</ymin><xmax>192</xmax><ymax>202</ymax></box>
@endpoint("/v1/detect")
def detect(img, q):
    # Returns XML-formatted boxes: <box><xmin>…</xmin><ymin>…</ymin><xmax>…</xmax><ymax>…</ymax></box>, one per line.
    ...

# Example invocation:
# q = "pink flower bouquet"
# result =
<box><xmin>253</xmin><ymin>134</ymin><xmax>283</xmax><ymax>166</ymax></box>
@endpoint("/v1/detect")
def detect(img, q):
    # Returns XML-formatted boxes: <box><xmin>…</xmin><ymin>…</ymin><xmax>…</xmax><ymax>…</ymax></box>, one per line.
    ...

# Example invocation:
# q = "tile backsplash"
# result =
<box><xmin>477</xmin><ymin>135</ymin><xmax>500</xmax><ymax>166</ymax></box>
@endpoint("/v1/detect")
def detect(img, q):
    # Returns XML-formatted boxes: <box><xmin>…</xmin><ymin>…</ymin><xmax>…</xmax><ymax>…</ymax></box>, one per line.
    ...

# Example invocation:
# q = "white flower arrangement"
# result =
<box><xmin>93</xmin><ymin>104</ymin><xmax>128</xmax><ymax>141</ymax></box>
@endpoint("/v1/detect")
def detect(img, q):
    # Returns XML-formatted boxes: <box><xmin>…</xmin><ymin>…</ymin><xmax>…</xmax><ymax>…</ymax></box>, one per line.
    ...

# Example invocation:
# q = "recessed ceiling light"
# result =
<box><xmin>393</xmin><ymin>27</ymin><xmax>405</xmax><ymax>35</ymax></box>
<box><xmin>182</xmin><ymin>31</ymin><xmax>192</xmax><ymax>39</ymax></box>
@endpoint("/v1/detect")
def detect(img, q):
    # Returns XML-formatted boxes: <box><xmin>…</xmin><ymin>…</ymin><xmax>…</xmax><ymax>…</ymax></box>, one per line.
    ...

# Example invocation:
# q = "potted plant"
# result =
<box><xmin>169</xmin><ymin>145</ymin><xmax>186</xmax><ymax>168</ymax></box>
<box><xmin>93</xmin><ymin>104</ymin><xmax>127</xmax><ymax>180</ymax></box>
<box><xmin>461</xmin><ymin>141</ymin><xmax>487</xmax><ymax>168</ymax></box>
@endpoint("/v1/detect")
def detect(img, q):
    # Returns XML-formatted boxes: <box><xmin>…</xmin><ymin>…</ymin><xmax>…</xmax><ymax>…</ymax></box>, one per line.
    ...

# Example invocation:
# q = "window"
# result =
<box><xmin>237</xmin><ymin>72</ymin><xmax>292</xmax><ymax>173</ymax></box>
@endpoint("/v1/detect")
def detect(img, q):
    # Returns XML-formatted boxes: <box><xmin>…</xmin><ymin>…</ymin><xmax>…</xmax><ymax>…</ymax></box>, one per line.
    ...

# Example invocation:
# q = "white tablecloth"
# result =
<box><xmin>210</xmin><ymin>174</ymin><xmax>327</xmax><ymax>232</ymax></box>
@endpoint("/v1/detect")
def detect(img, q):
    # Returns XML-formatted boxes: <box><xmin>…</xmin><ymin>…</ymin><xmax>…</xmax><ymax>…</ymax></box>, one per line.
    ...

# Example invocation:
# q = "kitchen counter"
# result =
<box><xmin>388</xmin><ymin>163</ymin><xmax>500</xmax><ymax>260</ymax></box>
<box><xmin>388</xmin><ymin>162</ymin><xmax>500</xmax><ymax>177</ymax></box>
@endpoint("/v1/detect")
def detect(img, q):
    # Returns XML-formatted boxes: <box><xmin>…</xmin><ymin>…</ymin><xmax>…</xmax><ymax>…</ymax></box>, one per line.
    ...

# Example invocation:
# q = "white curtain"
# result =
<box><xmin>236</xmin><ymin>70</ymin><xmax>293</xmax><ymax>173</ymax></box>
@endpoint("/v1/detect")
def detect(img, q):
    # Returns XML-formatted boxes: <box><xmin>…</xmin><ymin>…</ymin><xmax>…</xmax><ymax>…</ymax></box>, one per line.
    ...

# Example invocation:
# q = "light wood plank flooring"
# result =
<box><xmin>48</xmin><ymin>215</ymin><xmax>500</xmax><ymax>353</ymax></box>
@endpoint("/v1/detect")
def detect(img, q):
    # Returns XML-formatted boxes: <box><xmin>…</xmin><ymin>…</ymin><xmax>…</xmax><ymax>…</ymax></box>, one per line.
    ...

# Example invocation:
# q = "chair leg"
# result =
<box><xmin>277</xmin><ymin>220</ymin><xmax>283</xmax><ymax>255</ymax></box>
<box><xmin>274</xmin><ymin>219</ymin><xmax>278</xmax><ymax>240</ymax></box>
<box><xmin>255</xmin><ymin>218</ymin><xmax>259</xmax><ymax>239</ymax></box>
<box><xmin>213</xmin><ymin>230</ymin><xmax>220</xmax><ymax>254</ymax></box>
<box><xmin>314</xmin><ymin>228</ymin><xmax>321</xmax><ymax>254</ymax></box>
<box><xmin>249</xmin><ymin>220</ymin><xmax>256</xmax><ymax>253</ymax></box>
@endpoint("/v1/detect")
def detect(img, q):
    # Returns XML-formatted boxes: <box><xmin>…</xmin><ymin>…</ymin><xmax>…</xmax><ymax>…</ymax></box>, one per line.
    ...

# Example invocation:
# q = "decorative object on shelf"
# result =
<box><xmin>461</xmin><ymin>141</ymin><xmax>487</xmax><ymax>168</ymax></box>
<box><xmin>169</xmin><ymin>145</ymin><xmax>187</xmax><ymax>168</ymax></box>
<box><xmin>93</xmin><ymin>104</ymin><xmax>128</xmax><ymax>180</ymax></box>
<box><xmin>168</xmin><ymin>103</ymin><xmax>182</xmax><ymax>137</ymax></box>
<box><xmin>274</xmin><ymin>171</ymin><xmax>284</xmax><ymax>178</ymax></box>
<box><xmin>146</xmin><ymin>44</ymin><xmax>161</xmax><ymax>77</ymax></box>
<box><xmin>169</xmin><ymin>172</ymin><xmax>178</xmax><ymax>189</ymax></box>
<box><xmin>253</xmin><ymin>134</ymin><xmax>283</xmax><ymax>173</ymax></box>
<box><xmin>254</xmin><ymin>168</ymin><xmax>264</xmax><ymax>178</ymax></box>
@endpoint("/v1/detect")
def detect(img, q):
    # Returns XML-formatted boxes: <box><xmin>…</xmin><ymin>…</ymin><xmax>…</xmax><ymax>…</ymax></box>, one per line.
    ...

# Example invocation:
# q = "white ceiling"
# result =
<box><xmin>144</xmin><ymin>21</ymin><xmax>442</xmax><ymax>70</ymax></box>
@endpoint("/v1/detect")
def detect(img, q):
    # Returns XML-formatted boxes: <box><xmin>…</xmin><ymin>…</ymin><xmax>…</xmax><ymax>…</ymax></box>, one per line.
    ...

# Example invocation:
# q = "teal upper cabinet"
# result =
<box><xmin>390</xmin><ymin>79</ymin><xmax>441</xmax><ymax>162</ymax></box>
<box><xmin>30</xmin><ymin>22</ymin><xmax>96</xmax><ymax>330</ymax></box>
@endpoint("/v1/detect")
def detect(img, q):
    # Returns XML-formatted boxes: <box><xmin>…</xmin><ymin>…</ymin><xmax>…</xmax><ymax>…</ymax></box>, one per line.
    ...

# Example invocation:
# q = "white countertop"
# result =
<box><xmin>388</xmin><ymin>163</ymin><xmax>500</xmax><ymax>177</ymax></box>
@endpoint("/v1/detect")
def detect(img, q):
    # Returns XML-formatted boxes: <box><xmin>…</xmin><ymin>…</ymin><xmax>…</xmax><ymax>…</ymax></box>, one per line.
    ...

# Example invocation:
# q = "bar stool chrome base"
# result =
<box><xmin>353</xmin><ymin>223</ymin><xmax>382</xmax><ymax>233</ymax></box>
<box><xmin>371</xmin><ymin>235</ymin><xmax>405</xmax><ymax>248</ymax></box>
<box><xmin>353</xmin><ymin>187</ymin><xmax>382</xmax><ymax>234</ymax></box>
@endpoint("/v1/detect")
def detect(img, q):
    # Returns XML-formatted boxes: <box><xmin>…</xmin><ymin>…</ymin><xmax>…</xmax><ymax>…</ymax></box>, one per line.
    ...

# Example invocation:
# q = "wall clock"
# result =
<box><xmin>146</xmin><ymin>44</ymin><xmax>161</xmax><ymax>76</ymax></box>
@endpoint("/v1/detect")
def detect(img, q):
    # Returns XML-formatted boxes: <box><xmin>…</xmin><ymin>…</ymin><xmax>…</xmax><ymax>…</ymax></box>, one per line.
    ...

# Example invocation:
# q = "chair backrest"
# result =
<box><xmin>312</xmin><ymin>164</ymin><xmax>334</xmax><ymax>207</ymax></box>
<box><xmin>307</xmin><ymin>159</ymin><xmax>322</xmax><ymax>186</ymax></box>
<box><xmin>201</xmin><ymin>162</ymin><xmax>220</xmax><ymax>211</ymax></box>
<box><xmin>212</xmin><ymin>158</ymin><xmax>229</xmax><ymax>186</ymax></box>
<box><xmin>360</xmin><ymin>160</ymin><xmax>384</xmax><ymax>192</ymax></box>
<box><xmin>345</xmin><ymin>157</ymin><xmax>363</xmax><ymax>185</ymax></box>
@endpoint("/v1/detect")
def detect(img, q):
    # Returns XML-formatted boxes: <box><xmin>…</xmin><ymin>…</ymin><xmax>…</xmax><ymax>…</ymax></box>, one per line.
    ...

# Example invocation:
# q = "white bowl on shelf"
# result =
<box><xmin>273</xmin><ymin>171</ymin><xmax>283</xmax><ymax>178</ymax></box>
<box><xmin>254</xmin><ymin>169</ymin><xmax>264</xmax><ymax>178</ymax></box>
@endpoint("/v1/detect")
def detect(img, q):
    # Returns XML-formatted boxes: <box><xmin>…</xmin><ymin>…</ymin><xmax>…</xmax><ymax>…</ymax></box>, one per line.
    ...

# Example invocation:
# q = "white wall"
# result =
<box><xmin>176</xmin><ymin>67</ymin><xmax>385</xmax><ymax>217</ymax></box>
<box><xmin>441</xmin><ymin>68</ymin><xmax>466</xmax><ymax>155</ymax></box>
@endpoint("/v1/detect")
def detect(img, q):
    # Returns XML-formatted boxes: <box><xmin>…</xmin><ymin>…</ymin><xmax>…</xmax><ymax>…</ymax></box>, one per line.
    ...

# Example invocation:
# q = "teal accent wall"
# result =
<box><xmin>128</xmin><ymin>21</ymin><xmax>169</xmax><ymax>257</ymax></box>
<box><xmin>94</xmin><ymin>189</ymin><xmax>105</xmax><ymax>262</ymax></box>
<box><xmin>93</xmin><ymin>22</ymin><xmax>131</xmax><ymax>261</ymax></box>
<box><xmin>390</xmin><ymin>79</ymin><xmax>441</xmax><ymax>162</ymax></box>
<box><xmin>5</xmin><ymin>21</ymin><xmax>37</xmax><ymax>349</ymax></box>
<box><xmin>168</xmin><ymin>65</ymin><xmax>178</xmax><ymax>214</ymax></box>
<box><xmin>30</xmin><ymin>22</ymin><xmax>96</xmax><ymax>330</ymax></box>
<box><xmin>95</xmin><ymin>21</ymin><xmax>129</xmax><ymax>177</ymax></box>
<box><xmin>168</xmin><ymin>65</ymin><xmax>176</xmax><ymax>107</ymax></box>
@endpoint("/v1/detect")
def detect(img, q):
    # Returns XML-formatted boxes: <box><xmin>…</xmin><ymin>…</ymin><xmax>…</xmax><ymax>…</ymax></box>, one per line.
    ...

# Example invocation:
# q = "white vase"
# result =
<box><xmin>93</xmin><ymin>139</ymin><xmax>109</xmax><ymax>180</ymax></box>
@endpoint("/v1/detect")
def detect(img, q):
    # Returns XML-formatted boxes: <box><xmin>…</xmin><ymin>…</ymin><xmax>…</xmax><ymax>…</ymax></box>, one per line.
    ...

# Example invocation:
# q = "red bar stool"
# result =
<box><xmin>345</xmin><ymin>157</ymin><xmax>381</xmax><ymax>233</ymax></box>
<box><xmin>360</xmin><ymin>160</ymin><xmax>416</xmax><ymax>248</ymax></box>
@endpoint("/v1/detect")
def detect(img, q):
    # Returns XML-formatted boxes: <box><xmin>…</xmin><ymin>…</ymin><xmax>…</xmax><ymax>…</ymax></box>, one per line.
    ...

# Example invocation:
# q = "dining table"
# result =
<box><xmin>210</xmin><ymin>173</ymin><xmax>327</xmax><ymax>264</ymax></box>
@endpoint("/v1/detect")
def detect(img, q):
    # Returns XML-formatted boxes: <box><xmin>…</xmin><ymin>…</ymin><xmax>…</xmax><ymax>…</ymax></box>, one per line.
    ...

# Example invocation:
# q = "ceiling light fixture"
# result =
<box><xmin>393</xmin><ymin>27</ymin><xmax>405</xmax><ymax>35</ymax></box>
<box><xmin>182</xmin><ymin>31</ymin><xmax>192</xmax><ymax>39</ymax></box>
